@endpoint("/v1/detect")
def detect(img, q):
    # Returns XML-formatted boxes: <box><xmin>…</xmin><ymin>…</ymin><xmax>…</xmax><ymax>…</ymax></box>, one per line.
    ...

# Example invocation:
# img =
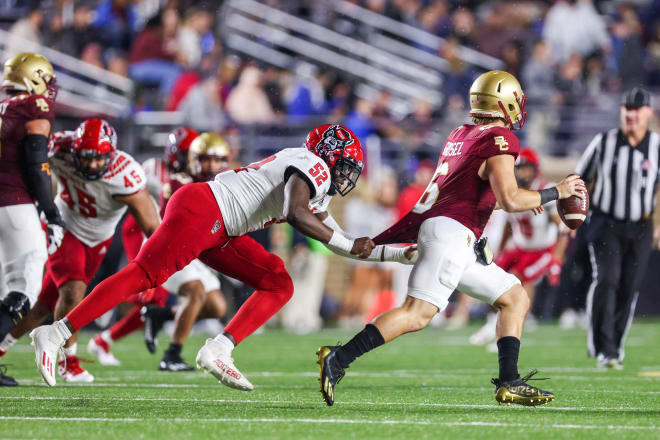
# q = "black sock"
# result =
<box><xmin>497</xmin><ymin>336</ymin><xmax>520</xmax><ymax>382</ymax></box>
<box><xmin>165</xmin><ymin>343</ymin><xmax>182</xmax><ymax>357</ymax></box>
<box><xmin>335</xmin><ymin>324</ymin><xmax>385</xmax><ymax>369</ymax></box>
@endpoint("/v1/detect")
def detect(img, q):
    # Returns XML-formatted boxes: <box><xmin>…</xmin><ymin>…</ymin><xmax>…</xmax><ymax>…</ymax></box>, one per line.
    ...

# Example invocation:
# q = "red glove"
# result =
<box><xmin>547</xmin><ymin>256</ymin><xmax>562</xmax><ymax>287</ymax></box>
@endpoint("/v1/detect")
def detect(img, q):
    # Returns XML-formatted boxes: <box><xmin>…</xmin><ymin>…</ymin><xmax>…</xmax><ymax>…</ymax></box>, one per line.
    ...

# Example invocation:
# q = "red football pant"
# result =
<box><xmin>67</xmin><ymin>183</ymin><xmax>293</xmax><ymax>345</ymax></box>
<box><xmin>109</xmin><ymin>306</ymin><xmax>144</xmax><ymax>342</ymax></box>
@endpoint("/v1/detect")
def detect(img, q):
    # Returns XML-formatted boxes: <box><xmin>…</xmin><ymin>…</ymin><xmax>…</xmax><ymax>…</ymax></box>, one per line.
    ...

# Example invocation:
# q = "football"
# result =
<box><xmin>557</xmin><ymin>185</ymin><xmax>589</xmax><ymax>230</ymax></box>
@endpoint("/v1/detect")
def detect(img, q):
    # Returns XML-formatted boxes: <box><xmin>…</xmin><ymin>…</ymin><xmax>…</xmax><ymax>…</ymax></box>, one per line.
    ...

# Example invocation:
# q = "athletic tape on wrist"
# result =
<box><xmin>329</xmin><ymin>231</ymin><xmax>355</xmax><ymax>254</ymax></box>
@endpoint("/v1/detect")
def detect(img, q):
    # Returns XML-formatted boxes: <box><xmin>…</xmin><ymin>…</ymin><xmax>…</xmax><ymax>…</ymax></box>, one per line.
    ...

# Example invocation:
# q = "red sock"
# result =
<box><xmin>224</xmin><ymin>288</ymin><xmax>292</xmax><ymax>345</ymax></box>
<box><xmin>109</xmin><ymin>306</ymin><xmax>144</xmax><ymax>341</ymax></box>
<box><xmin>67</xmin><ymin>263</ymin><xmax>151</xmax><ymax>330</ymax></box>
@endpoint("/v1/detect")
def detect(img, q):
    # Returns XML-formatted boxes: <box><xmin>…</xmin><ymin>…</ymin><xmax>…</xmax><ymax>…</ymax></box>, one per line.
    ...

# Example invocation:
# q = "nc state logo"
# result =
<box><xmin>316</xmin><ymin>125</ymin><xmax>355</xmax><ymax>156</ymax></box>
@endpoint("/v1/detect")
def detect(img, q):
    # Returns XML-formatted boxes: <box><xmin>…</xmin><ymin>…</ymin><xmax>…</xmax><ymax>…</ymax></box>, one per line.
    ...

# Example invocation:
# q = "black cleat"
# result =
<box><xmin>158</xmin><ymin>352</ymin><xmax>195</xmax><ymax>372</ymax></box>
<box><xmin>491</xmin><ymin>370</ymin><xmax>555</xmax><ymax>406</ymax></box>
<box><xmin>316</xmin><ymin>345</ymin><xmax>345</xmax><ymax>406</ymax></box>
<box><xmin>0</xmin><ymin>292</ymin><xmax>29</xmax><ymax>341</ymax></box>
<box><xmin>141</xmin><ymin>305</ymin><xmax>173</xmax><ymax>354</ymax></box>
<box><xmin>0</xmin><ymin>365</ymin><xmax>18</xmax><ymax>386</ymax></box>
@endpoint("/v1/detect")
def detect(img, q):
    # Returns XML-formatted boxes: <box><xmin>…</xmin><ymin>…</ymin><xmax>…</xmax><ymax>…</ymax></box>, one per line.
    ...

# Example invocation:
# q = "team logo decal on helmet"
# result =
<box><xmin>165</xmin><ymin>126</ymin><xmax>199</xmax><ymax>173</ymax></box>
<box><xmin>305</xmin><ymin>124</ymin><xmax>364</xmax><ymax>196</ymax></box>
<box><xmin>73</xmin><ymin>119</ymin><xmax>117</xmax><ymax>180</ymax></box>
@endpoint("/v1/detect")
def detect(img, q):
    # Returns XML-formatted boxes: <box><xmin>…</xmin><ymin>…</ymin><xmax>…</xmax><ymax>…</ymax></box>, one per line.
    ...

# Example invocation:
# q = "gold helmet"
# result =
<box><xmin>469</xmin><ymin>70</ymin><xmax>526</xmax><ymax>130</ymax></box>
<box><xmin>188</xmin><ymin>132</ymin><xmax>231</xmax><ymax>180</ymax></box>
<box><xmin>2</xmin><ymin>52</ymin><xmax>55</xmax><ymax>95</ymax></box>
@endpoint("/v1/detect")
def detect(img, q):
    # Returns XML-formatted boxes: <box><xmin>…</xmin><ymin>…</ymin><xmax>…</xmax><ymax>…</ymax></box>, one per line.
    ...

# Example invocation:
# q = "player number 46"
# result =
<box><xmin>413</xmin><ymin>162</ymin><xmax>448</xmax><ymax>214</ymax></box>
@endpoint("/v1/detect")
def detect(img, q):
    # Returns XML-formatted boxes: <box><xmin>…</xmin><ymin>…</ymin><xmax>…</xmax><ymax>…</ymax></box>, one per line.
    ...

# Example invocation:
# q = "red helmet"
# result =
<box><xmin>516</xmin><ymin>147</ymin><xmax>539</xmax><ymax>168</ymax></box>
<box><xmin>73</xmin><ymin>119</ymin><xmax>117</xmax><ymax>180</ymax></box>
<box><xmin>304</xmin><ymin>124</ymin><xmax>364</xmax><ymax>196</ymax></box>
<box><xmin>165</xmin><ymin>126</ymin><xmax>199</xmax><ymax>173</ymax></box>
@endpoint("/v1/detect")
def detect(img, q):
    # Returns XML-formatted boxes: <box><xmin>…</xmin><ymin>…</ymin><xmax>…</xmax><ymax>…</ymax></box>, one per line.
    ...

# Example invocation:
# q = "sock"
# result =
<box><xmin>63</xmin><ymin>342</ymin><xmax>77</xmax><ymax>358</ymax></box>
<box><xmin>213</xmin><ymin>333</ymin><xmax>235</xmax><ymax>352</ymax></box>
<box><xmin>335</xmin><ymin>324</ymin><xmax>385</xmax><ymax>369</ymax></box>
<box><xmin>67</xmin><ymin>263</ymin><xmax>151</xmax><ymax>330</ymax></box>
<box><xmin>223</xmin><ymin>288</ymin><xmax>292</xmax><ymax>345</ymax></box>
<box><xmin>109</xmin><ymin>307</ymin><xmax>144</xmax><ymax>342</ymax></box>
<box><xmin>497</xmin><ymin>336</ymin><xmax>520</xmax><ymax>382</ymax></box>
<box><xmin>165</xmin><ymin>343</ymin><xmax>182</xmax><ymax>357</ymax></box>
<box><xmin>100</xmin><ymin>330</ymin><xmax>113</xmax><ymax>345</ymax></box>
<box><xmin>0</xmin><ymin>334</ymin><xmax>17</xmax><ymax>352</ymax></box>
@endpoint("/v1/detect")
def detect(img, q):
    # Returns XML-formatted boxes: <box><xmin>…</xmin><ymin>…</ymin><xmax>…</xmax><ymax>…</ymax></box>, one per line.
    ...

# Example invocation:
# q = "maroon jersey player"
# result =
<box><xmin>0</xmin><ymin>53</ymin><xmax>63</xmax><ymax>388</ymax></box>
<box><xmin>317</xmin><ymin>70</ymin><xmax>586</xmax><ymax>407</ymax></box>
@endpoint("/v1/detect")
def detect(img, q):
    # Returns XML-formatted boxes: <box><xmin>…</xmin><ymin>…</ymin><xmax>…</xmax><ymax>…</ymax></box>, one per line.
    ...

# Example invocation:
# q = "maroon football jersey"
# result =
<box><xmin>0</xmin><ymin>93</ymin><xmax>55</xmax><ymax>207</ymax></box>
<box><xmin>374</xmin><ymin>124</ymin><xmax>520</xmax><ymax>244</ymax></box>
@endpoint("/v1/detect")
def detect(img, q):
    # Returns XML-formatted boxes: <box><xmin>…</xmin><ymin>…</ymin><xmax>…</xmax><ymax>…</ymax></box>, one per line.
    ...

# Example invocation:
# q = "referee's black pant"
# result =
<box><xmin>586</xmin><ymin>214</ymin><xmax>652</xmax><ymax>361</ymax></box>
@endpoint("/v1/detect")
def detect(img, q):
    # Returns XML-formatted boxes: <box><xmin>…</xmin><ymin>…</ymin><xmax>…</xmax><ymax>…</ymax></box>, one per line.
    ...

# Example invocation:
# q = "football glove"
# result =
<box><xmin>46</xmin><ymin>221</ymin><xmax>64</xmax><ymax>255</ymax></box>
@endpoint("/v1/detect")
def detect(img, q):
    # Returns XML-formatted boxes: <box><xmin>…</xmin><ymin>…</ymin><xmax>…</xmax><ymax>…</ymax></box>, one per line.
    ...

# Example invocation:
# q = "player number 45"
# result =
<box><xmin>413</xmin><ymin>162</ymin><xmax>448</xmax><ymax>214</ymax></box>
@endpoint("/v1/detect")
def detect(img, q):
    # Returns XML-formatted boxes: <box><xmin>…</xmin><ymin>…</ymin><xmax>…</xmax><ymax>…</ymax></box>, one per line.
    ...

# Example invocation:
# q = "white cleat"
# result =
<box><xmin>469</xmin><ymin>313</ymin><xmax>497</xmax><ymax>346</ymax></box>
<box><xmin>30</xmin><ymin>325</ymin><xmax>66</xmax><ymax>387</ymax></box>
<box><xmin>87</xmin><ymin>336</ymin><xmax>120</xmax><ymax>366</ymax></box>
<box><xmin>58</xmin><ymin>356</ymin><xmax>95</xmax><ymax>383</ymax></box>
<box><xmin>196</xmin><ymin>338</ymin><xmax>253</xmax><ymax>391</ymax></box>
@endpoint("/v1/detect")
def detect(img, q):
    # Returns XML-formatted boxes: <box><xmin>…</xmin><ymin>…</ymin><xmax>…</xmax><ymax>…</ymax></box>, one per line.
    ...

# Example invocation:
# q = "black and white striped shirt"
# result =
<box><xmin>576</xmin><ymin>129</ymin><xmax>660</xmax><ymax>222</ymax></box>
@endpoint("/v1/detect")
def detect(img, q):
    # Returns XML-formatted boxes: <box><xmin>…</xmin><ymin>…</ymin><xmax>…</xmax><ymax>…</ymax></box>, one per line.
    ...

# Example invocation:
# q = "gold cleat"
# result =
<box><xmin>316</xmin><ymin>345</ymin><xmax>345</xmax><ymax>406</ymax></box>
<box><xmin>492</xmin><ymin>370</ymin><xmax>555</xmax><ymax>407</ymax></box>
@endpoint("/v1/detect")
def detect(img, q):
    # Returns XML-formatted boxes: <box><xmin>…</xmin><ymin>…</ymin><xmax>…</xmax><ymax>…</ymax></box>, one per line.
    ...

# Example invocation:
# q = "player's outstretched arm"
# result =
<box><xmin>283</xmin><ymin>172</ymin><xmax>374</xmax><ymax>258</ymax></box>
<box><xmin>486</xmin><ymin>155</ymin><xmax>586</xmax><ymax>212</ymax></box>
<box><xmin>317</xmin><ymin>212</ymin><xmax>417</xmax><ymax>264</ymax></box>
<box><xmin>115</xmin><ymin>188</ymin><xmax>161</xmax><ymax>237</ymax></box>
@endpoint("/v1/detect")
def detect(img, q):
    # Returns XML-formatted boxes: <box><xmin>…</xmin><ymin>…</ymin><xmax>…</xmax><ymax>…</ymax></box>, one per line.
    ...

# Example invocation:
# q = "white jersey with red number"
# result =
<box><xmin>508</xmin><ymin>179</ymin><xmax>558</xmax><ymax>251</ymax></box>
<box><xmin>141</xmin><ymin>157</ymin><xmax>170</xmax><ymax>204</ymax></box>
<box><xmin>208</xmin><ymin>148</ymin><xmax>333</xmax><ymax>236</ymax></box>
<box><xmin>51</xmin><ymin>147</ymin><xmax>147</xmax><ymax>247</ymax></box>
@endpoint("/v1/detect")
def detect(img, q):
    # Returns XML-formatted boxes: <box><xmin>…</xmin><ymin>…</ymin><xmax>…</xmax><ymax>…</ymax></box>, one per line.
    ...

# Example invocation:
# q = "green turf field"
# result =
<box><xmin>1</xmin><ymin>321</ymin><xmax>659</xmax><ymax>439</ymax></box>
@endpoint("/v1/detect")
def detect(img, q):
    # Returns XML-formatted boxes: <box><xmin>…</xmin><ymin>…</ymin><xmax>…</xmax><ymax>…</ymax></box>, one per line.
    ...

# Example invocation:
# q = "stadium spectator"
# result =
<box><xmin>178</xmin><ymin>7</ymin><xmax>214</xmax><ymax>68</ymax></box>
<box><xmin>226</xmin><ymin>66</ymin><xmax>277</xmax><ymax>124</ymax></box>
<box><xmin>52</xmin><ymin>3</ymin><xmax>97</xmax><ymax>58</ymax></box>
<box><xmin>128</xmin><ymin>9</ymin><xmax>183</xmax><ymax>95</ymax></box>
<box><xmin>542</xmin><ymin>0</ymin><xmax>609</xmax><ymax>63</ymax></box>
<box><xmin>177</xmin><ymin>69</ymin><xmax>227</xmax><ymax>132</ymax></box>
<box><xmin>285</xmin><ymin>63</ymin><xmax>326</xmax><ymax>123</ymax></box>
<box><xmin>6</xmin><ymin>4</ymin><xmax>43</xmax><ymax>56</ymax></box>
<box><xmin>93</xmin><ymin>0</ymin><xmax>137</xmax><ymax>51</ymax></box>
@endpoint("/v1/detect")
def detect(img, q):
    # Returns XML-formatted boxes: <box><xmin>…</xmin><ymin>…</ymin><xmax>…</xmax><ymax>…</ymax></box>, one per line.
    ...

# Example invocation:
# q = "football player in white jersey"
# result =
<box><xmin>470</xmin><ymin>148</ymin><xmax>569</xmax><ymax>346</ymax></box>
<box><xmin>88</xmin><ymin>127</ymin><xmax>227</xmax><ymax>371</ymax></box>
<box><xmin>0</xmin><ymin>119</ymin><xmax>160</xmax><ymax>382</ymax></box>
<box><xmin>30</xmin><ymin>124</ymin><xmax>418</xmax><ymax>388</ymax></box>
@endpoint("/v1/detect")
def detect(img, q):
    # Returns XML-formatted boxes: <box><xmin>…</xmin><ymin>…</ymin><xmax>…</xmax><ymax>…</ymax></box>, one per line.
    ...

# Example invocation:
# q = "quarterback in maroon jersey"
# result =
<box><xmin>0</xmin><ymin>53</ymin><xmax>62</xmax><ymax>387</ymax></box>
<box><xmin>318</xmin><ymin>70</ymin><xmax>586</xmax><ymax>407</ymax></box>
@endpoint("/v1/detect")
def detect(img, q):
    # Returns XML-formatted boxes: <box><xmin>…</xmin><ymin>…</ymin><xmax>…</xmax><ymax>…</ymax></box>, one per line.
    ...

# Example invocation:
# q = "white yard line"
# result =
<box><xmin>1</xmin><ymin>396</ymin><xmax>656</xmax><ymax>412</ymax></box>
<box><xmin>0</xmin><ymin>416</ymin><xmax>658</xmax><ymax>431</ymax></box>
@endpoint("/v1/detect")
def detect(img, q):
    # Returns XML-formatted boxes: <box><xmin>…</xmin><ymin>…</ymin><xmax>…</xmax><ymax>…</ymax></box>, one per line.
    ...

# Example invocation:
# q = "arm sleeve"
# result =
<box><xmin>109</xmin><ymin>158</ymin><xmax>147</xmax><ymax>197</ymax></box>
<box><xmin>575</xmin><ymin>133</ymin><xmax>602</xmax><ymax>181</ymax></box>
<box><xmin>21</xmin><ymin>134</ymin><xmax>62</xmax><ymax>224</ymax></box>
<box><xmin>321</xmin><ymin>213</ymin><xmax>409</xmax><ymax>263</ymax></box>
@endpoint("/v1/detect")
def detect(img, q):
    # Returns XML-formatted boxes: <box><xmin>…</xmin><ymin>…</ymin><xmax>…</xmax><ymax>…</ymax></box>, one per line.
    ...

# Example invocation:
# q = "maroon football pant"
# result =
<box><xmin>66</xmin><ymin>183</ymin><xmax>293</xmax><ymax>345</ymax></box>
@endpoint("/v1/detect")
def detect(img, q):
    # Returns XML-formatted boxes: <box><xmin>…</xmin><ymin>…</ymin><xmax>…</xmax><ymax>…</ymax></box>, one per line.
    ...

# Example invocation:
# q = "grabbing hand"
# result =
<box><xmin>403</xmin><ymin>245</ymin><xmax>418</xmax><ymax>264</ymax></box>
<box><xmin>351</xmin><ymin>237</ymin><xmax>376</xmax><ymax>259</ymax></box>
<box><xmin>557</xmin><ymin>174</ymin><xmax>587</xmax><ymax>200</ymax></box>
<box><xmin>46</xmin><ymin>222</ymin><xmax>64</xmax><ymax>255</ymax></box>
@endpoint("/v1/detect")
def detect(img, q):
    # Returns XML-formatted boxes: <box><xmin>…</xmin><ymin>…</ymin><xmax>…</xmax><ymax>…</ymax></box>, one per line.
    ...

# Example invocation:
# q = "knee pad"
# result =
<box><xmin>3</xmin><ymin>248</ymin><xmax>47</xmax><ymax>305</ymax></box>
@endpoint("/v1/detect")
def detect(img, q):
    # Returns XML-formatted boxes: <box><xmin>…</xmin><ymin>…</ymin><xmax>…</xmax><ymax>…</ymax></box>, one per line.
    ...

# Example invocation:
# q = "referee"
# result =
<box><xmin>575</xmin><ymin>87</ymin><xmax>658</xmax><ymax>369</ymax></box>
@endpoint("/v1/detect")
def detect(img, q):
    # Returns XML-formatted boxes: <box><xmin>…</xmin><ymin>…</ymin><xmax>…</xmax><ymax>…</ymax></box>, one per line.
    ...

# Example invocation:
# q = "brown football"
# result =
<box><xmin>557</xmin><ymin>187</ymin><xmax>589</xmax><ymax>230</ymax></box>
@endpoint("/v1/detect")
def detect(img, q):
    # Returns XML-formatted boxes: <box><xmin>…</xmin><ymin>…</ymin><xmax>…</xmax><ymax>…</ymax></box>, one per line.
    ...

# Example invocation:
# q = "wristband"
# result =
<box><xmin>538</xmin><ymin>187</ymin><xmax>559</xmax><ymax>205</ymax></box>
<box><xmin>328</xmin><ymin>231</ymin><xmax>355</xmax><ymax>254</ymax></box>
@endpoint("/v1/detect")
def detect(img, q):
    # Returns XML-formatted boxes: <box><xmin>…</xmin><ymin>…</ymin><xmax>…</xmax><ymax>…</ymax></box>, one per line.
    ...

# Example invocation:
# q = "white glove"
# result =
<box><xmin>46</xmin><ymin>222</ymin><xmax>64</xmax><ymax>255</ymax></box>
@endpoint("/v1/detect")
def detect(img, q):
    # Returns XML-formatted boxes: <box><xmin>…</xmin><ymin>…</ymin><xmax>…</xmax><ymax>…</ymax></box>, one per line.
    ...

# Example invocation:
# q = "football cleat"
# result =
<box><xmin>87</xmin><ymin>335</ymin><xmax>120</xmax><ymax>366</ymax></box>
<box><xmin>30</xmin><ymin>325</ymin><xmax>66</xmax><ymax>387</ymax></box>
<box><xmin>196</xmin><ymin>338</ymin><xmax>253</xmax><ymax>391</ymax></box>
<box><xmin>469</xmin><ymin>313</ymin><xmax>497</xmax><ymax>346</ymax></box>
<box><xmin>597</xmin><ymin>356</ymin><xmax>623</xmax><ymax>370</ymax></box>
<box><xmin>158</xmin><ymin>352</ymin><xmax>195</xmax><ymax>372</ymax></box>
<box><xmin>142</xmin><ymin>305</ymin><xmax>172</xmax><ymax>354</ymax></box>
<box><xmin>317</xmin><ymin>345</ymin><xmax>345</xmax><ymax>406</ymax></box>
<box><xmin>0</xmin><ymin>292</ymin><xmax>29</xmax><ymax>340</ymax></box>
<box><xmin>58</xmin><ymin>355</ymin><xmax>94</xmax><ymax>383</ymax></box>
<box><xmin>491</xmin><ymin>370</ymin><xmax>555</xmax><ymax>406</ymax></box>
<box><xmin>0</xmin><ymin>364</ymin><xmax>18</xmax><ymax>386</ymax></box>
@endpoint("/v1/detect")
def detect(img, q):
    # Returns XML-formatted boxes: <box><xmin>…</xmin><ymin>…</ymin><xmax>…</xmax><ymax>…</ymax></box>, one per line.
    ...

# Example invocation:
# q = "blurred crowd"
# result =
<box><xmin>4</xmin><ymin>0</ymin><xmax>660</xmax><ymax>158</ymax></box>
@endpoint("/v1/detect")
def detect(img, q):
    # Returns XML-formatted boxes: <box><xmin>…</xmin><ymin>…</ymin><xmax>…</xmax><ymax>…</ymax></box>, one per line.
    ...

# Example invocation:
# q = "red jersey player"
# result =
<box><xmin>0</xmin><ymin>120</ymin><xmax>160</xmax><ymax>382</ymax></box>
<box><xmin>317</xmin><ymin>71</ymin><xmax>586</xmax><ymax>407</ymax></box>
<box><xmin>30</xmin><ymin>124</ymin><xmax>417</xmax><ymax>388</ymax></box>
<box><xmin>0</xmin><ymin>53</ymin><xmax>62</xmax><ymax>387</ymax></box>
